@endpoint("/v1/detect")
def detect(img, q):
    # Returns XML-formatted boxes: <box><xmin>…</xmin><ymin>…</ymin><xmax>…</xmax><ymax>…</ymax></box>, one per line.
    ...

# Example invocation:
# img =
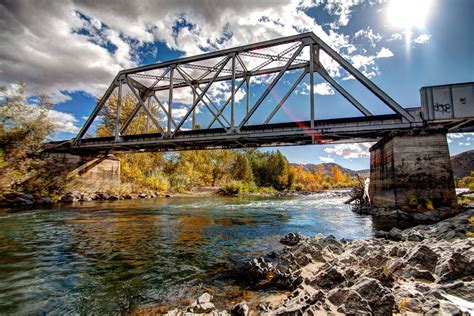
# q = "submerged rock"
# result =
<box><xmin>280</xmin><ymin>232</ymin><xmax>301</xmax><ymax>246</ymax></box>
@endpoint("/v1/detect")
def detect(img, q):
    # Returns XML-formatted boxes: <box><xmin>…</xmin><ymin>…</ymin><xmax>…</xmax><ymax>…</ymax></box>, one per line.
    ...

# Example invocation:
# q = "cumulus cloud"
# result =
<box><xmin>376</xmin><ymin>47</ymin><xmax>394</xmax><ymax>58</ymax></box>
<box><xmin>314</xmin><ymin>83</ymin><xmax>335</xmax><ymax>95</ymax></box>
<box><xmin>354</xmin><ymin>27</ymin><xmax>382</xmax><ymax>47</ymax></box>
<box><xmin>413</xmin><ymin>34</ymin><xmax>431</xmax><ymax>44</ymax></box>
<box><xmin>324</xmin><ymin>142</ymin><xmax>374</xmax><ymax>159</ymax></box>
<box><xmin>319</xmin><ymin>156</ymin><xmax>335</xmax><ymax>163</ymax></box>
<box><xmin>47</xmin><ymin>109</ymin><xmax>81</xmax><ymax>134</ymax></box>
<box><xmin>388</xmin><ymin>33</ymin><xmax>402</xmax><ymax>41</ymax></box>
<box><xmin>0</xmin><ymin>0</ymin><xmax>401</xmax><ymax>105</ymax></box>
<box><xmin>298</xmin><ymin>82</ymin><xmax>335</xmax><ymax>96</ymax></box>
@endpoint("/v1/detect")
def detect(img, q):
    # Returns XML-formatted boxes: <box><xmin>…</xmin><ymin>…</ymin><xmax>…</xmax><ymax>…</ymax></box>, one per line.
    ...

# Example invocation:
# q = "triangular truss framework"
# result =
<box><xmin>73</xmin><ymin>32</ymin><xmax>415</xmax><ymax>147</ymax></box>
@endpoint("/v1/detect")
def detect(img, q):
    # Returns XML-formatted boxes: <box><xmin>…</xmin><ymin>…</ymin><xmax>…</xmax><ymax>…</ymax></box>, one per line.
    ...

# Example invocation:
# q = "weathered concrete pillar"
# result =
<box><xmin>45</xmin><ymin>153</ymin><xmax>120</xmax><ymax>185</ymax></box>
<box><xmin>369</xmin><ymin>130</ymin><xmax>457</xmax><ymax>210</ymax></box>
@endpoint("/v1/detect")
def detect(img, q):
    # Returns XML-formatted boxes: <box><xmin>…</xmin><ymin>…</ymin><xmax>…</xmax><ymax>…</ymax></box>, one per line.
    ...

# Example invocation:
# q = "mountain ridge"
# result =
<box><xmin>290</xmin><ymin>150</ymin><xmax>473</xmax><ymax>178</ymax></box>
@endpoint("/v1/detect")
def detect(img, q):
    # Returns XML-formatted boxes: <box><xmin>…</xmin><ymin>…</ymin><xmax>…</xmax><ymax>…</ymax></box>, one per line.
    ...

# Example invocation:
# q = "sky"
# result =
<box><xmin>0</xmin><ymin>0</ymin><xmax>473</xmax><ymax>170</ymax></box>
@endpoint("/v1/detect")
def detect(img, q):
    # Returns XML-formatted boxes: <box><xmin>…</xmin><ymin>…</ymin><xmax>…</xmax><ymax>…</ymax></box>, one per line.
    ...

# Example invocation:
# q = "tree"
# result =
<box><xmin>231</xmin><ymin>152</ymin><xmax>253</xmax><ymax>183</ymax></box>
<box><xmin>0</xmin><ymin>83</ymin><xmax>60</xmax><ymax>196</ymax></box>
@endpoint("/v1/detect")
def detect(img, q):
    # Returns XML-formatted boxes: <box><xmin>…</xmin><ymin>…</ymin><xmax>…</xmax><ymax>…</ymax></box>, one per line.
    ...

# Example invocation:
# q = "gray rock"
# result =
<box><xmin>280</xmin><ymin>232</ymin><xmax>301</xmax><ymax>246</ymax></box>
<box><xmin>197</xmin><ymin>292</ymin><xmax>212</xmax><ymax>304</ymax></box>
<box><xmin>406</xmin><ymin>267</ymin><xmax>435</xmax><ymax>282</ymax></box>
<box><xmin>435</xmin><ymin>252</ymin><xmax>473</xmax><ymax>282</ymax></box>
<box><xmin>404</xmin><ymin>244</ymin><xmax>439</xmax><ymax>271</ymax></box>
<box><xmin>13</xmin><ymin>197</ymin><xmax>34</xmax><ymax>205</ymax></box>
<box><xmin>195</xmin><ymin>301</ymin><xmax>215</xmax><ymax>313</ymax></box>
<box><xmin>231</xmin><ymin>301</ymin><xmax>249</xmax><ymax>316</ymax></box>
<box><xmin>60</xmin><ymin>194</ymin><xmax>75</xmax><ymax>203</ymax></box>
<box><xmin>439</xmin><ymin>300</ymin><xmax>461</xmax><ymax>315</ymax></box>
<box><xmin>36</xmin><ymin>197</ymin><xmax>52</xmax><ymax>205</ymax></box>
<box><xmin>406</xmin><ymin>230</ymin><xmax>424</xmax><ymax>241</ymax></box>
<box><xmin>351</xmin><ymin>277</ymin><xmax>395</xmax><ymax>315</ymax></box>
<box><xmin>309</xmin><ymin>264</ymin><xmax>345</xmax><ymax>289</ymax></box>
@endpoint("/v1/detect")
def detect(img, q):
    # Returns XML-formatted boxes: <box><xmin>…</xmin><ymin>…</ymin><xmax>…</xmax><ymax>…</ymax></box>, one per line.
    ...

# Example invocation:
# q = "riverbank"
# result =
<box><xmin>0</xmin><ymin>187</ymin><xmax>353</xmax><ymax>207</ymax></box>
<box><xmin>157</xmin><ymin>209</ymin><xmax>474</xmax><ymax>315</ymax></box>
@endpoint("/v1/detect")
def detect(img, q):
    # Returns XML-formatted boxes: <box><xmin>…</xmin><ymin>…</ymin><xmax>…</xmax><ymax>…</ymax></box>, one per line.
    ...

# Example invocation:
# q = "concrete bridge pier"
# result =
<box><xmin>369</xmin><ymin>129</ymin><xmax>457</xmax><ymax>210</ymax></box>
<box><xmin>46</xmin><ymin>153</ymin><xmax>121</xmax><ymax>185</ymax></box>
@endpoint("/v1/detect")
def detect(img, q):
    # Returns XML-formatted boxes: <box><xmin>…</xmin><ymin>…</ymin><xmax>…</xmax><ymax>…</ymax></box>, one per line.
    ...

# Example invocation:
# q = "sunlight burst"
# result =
<box><xmin>387</xmin><ymin>0</ymin><xmax>433</xmax><ymax>43</ymax></box>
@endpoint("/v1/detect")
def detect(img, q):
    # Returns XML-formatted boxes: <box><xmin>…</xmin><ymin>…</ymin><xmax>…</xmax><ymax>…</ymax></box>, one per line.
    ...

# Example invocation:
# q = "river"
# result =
<box><xmin>0</xmin><ymin>191</ymin><xmax>376</xmax><ymax>315</ymax></box>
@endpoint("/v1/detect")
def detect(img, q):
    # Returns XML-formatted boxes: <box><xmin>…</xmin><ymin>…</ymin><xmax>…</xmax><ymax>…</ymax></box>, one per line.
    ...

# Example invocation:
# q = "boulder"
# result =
<box><xmin>404</xmin><ymin>244</ymin><xmax>439</xmax><ymax>272</ymax></box>
<box><xmin>309</xmin><ymin>264</ymin><xmax>345</xmax><ymax>289</ymax></box>
<box><xmin>231</xmin><ymin>301</ymin><xmax>249</xmax><ymax>316</ymax></box>
<box><xmin>435</xmin><ymin>252</ymin><xmax>473</xmax><ymax>282</ymax></box>
<box><xmin>351</xmin><ymin>277</ymin><xmax>395</xmax><ymax>315</ymax></box>
<box><xmin>280</xmin><ymin>233</ymin><xmax>301</xmax><ymax>246</ymax></box>
<box><xmin>328</xmin><ymin>288</ymin><xmax>372</xmax><ymax>315</ymax></box>
<box><xmin>197</xmin><ymin>292</ymin><xmax>212</xmax><ymax>304</ymax></box>
<box><xmin>60</xmin><ymin>194</ymin><xmax>75</xmax><ymax>203</ymax></box>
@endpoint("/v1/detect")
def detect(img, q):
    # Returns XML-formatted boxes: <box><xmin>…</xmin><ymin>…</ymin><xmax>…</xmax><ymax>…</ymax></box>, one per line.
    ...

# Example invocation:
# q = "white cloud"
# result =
<box><xmin>314</xmin><ymin>83</ymin><xmax>335</xmax><ymax>95</ymax></box>
<box><xmin>376</xmin><ymin>47</ymin><xmax>394</xmax><ymax>58</ymax></box>
<box><xmin>324</xmin><ymin>142</ymin><xmax>374</xmax><ymax>159</ymax></box>
<box><xmin>47</xmin><ymin>109</ymin><xmax>81</xmax><ymax>134</ymax></box>
<box><xmin>388</xmin><ymin>33</ymin><xmax>402</xmax><ymax>41</ymax></box>
<box><xmin>319</xmin><ymin>156</ymin><xmax>335</xmax><ymax>163</ymax></box>
<box><xmin>0</xmin><ymin>0</ymin><xmax>403</xmax><ymax>109</ymax></box>
<box><xmin>413</xmin><ymin>34</ymin><xmax>431</xmax><ymax>44</ymax></box>
<box><xmin>355</xmin><ymin>27</ymin><xmax>382</xmax><ymax>47</ymax></box>
<box><xmin>298</xmin><ymin>82</ymin><xmax>335</xmax><ymax>96</ymax></box>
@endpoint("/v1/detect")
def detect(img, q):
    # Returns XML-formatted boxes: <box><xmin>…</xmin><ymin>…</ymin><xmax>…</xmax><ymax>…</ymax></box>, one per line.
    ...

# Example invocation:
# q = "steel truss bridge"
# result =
<box><xmin>46</xmin><ymin>32</ymin><xmax>470</xmax><ymax>154</ymax></box>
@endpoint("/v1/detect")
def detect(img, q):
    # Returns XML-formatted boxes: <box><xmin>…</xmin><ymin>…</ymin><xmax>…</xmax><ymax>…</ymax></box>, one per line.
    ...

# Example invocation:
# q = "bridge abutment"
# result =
<box><xmin>46</xmin><ymin>153</ymin><xmax>120</xmax><ymax>185</ymax></box>
<box><xmin>369</xmin><ymin>130</ymin><xmax>457</xmax><ymax>210</ymax></box>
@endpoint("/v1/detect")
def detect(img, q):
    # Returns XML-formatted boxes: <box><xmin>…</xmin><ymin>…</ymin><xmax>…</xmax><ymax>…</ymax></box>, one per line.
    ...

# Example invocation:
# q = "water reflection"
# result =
<box><xmin>0</xmin><ymin>191</ymin><xmax>374</xmax><ymax>314</ymax></box>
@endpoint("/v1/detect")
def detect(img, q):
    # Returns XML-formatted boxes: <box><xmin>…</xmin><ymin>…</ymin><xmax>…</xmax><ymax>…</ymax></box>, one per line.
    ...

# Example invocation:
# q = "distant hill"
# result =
<box><xmin>289</xmin><ymin>150</ymin><xmax>473</xmax><ymax>180</ymax></box>
<box><xmin>289</xmin><ymin>162</ymin><xmax>369</xmax><ymax>178</ymax></box>
<box><xmin>451</xmin><ymin>150</ymin><xmax>474</xmax><ymax>178</ymax></box>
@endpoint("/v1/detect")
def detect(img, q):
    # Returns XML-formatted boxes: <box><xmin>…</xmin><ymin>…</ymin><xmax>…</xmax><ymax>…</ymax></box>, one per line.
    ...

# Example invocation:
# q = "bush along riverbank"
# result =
<box><xmin>159</xmin><ymin>209</ymin><xmax>473</xmax><ymax>315</ymax></box>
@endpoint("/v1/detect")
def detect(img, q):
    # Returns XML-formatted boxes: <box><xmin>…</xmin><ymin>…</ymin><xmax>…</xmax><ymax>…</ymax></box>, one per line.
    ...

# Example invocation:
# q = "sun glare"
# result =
<box><xmin>387</xmin><ymin>0</ymin><xmax>433</xmax><ymax>40</ymax></box>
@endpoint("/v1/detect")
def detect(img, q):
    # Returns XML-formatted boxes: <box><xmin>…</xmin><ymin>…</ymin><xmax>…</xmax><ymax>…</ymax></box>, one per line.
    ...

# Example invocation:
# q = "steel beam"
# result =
<box><xmin>239</xmin><ymin>42</ymin><xmax>305</xmax><ymax>128</ymax></box>
<box><xmin>172</xmin><ymin>56</ymin><xmax>231</xmax><ymax>135</ymax></box>
<box><xmin>126</xmin><ymin>81</ymin><xmax>165</xmax><ymax>134</ymax></box>
<box><xmin>309</xmin><ymin>43</ymin><xmax>315</xmax><ymax>130</ymax></box>
<box><xmin>309</xmin><ymin>33</ymin><xmax>414</xmax><ymax>121</ymax></box>
<box><xmin>264</xmin><ymin>70</ymin><xmax>307</xmax><ymax>124</ymax></box>
<box><xmin>115</xmin><ymin>79</ymin><xmax>122</xmax><ymax>142</ymax></box>
<box><xmin>317</xmin><ymin>63</ymin><xmax>372</xmax><ymax>116</ymax></box>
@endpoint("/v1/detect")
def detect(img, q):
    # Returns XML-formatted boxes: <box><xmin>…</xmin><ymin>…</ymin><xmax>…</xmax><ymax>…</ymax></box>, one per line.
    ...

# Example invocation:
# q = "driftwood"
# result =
<box><xmin>344</xmin><ymin>175</ymin><xmax>365</xmax><ymax>205</ymax></box>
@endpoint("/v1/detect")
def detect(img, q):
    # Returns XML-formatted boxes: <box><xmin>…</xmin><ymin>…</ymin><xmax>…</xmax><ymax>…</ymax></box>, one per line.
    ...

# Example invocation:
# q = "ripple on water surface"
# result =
<box><xmin>0</xmin><ymin>191</ymin><xmax>373</xmax><ymax>314</ymax></box>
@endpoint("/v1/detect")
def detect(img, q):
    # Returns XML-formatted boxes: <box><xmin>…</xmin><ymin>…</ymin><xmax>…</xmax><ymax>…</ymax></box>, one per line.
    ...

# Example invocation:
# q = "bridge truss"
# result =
<box><xmin>56</xmin><ymin>32</ymin><xmax>425</xmax><ymax>153</ymax></box>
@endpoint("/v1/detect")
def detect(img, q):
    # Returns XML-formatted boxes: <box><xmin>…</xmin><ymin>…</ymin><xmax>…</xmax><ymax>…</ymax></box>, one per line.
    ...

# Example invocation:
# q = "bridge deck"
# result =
<box><xmin>47</xmin><ymin>113</ymin><xmax>428</xmax><ymax>153</ymax></box>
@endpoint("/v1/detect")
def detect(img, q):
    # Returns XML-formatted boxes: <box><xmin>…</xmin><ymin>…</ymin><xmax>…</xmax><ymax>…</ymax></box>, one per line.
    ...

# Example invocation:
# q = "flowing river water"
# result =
<box><xmin>0</xmin><ymin>191</ymin><xmax>381</xmax><ymax>315</ymax></box>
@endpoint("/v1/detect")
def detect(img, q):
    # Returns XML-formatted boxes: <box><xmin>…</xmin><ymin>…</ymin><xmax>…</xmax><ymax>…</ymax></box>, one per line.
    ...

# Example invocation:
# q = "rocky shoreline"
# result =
<box><xmin>160</xmin><ymin>209</ymin><xmax>474</xmax><ymax>315</ymax></box>
<box><xmin>0</xmin><ymin>189</ymin><xmax>351</xmax><ymax>207</ymax></box>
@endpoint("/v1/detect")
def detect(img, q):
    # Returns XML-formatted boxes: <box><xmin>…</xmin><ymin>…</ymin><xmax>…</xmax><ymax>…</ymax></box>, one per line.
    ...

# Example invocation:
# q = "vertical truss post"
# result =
<box><xmin>246</xmin><ymin>76</ymin><xmax>250</xmax><ymax>114</ymax></box>
<box><xmin>168</xmin><ymin>66</ymin><xmax>174</xmax><ymax>135</ymax></box>
<box><xmin>115</xmin><ymin>79</ymin><xmax>122</xmax><ymax>142</ymax></box>
<box><xmin>309</xmin><ymin>43</ymin><xmax>315</xmax><ymax>131</ymax></box>
<box><xmin>146</xmin><ymin>97</ymin><xmax>150</xmax><ymax>133</ymax></box>
<box><xmin>192</xmin><ymin>85</ymin><xmax>196</xmax><ymax>130</ymax></box>
<box><xmin>230</xmin><ymin>53</ymin><xmax>236</xmax><ymax>131</ymax></box>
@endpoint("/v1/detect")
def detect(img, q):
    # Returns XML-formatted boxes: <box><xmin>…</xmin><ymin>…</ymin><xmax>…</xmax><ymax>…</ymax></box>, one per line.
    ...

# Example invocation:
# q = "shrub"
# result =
<box><xmin>292</xmin><ymin>183</ymin><xmax>304</xmax><ymax>191</ymax></box>
<box><xmin>221</xmin><ymin>181</ymin><xmax>242</xmax><ymax>195</ymax></box>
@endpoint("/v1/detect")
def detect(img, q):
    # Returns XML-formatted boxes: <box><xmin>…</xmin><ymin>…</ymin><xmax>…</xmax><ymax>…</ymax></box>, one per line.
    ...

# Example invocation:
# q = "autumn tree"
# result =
<box><xmin>0</xmin><ymin>83</ymin><xmax>62</xmax><ymax>196</ymax></box>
